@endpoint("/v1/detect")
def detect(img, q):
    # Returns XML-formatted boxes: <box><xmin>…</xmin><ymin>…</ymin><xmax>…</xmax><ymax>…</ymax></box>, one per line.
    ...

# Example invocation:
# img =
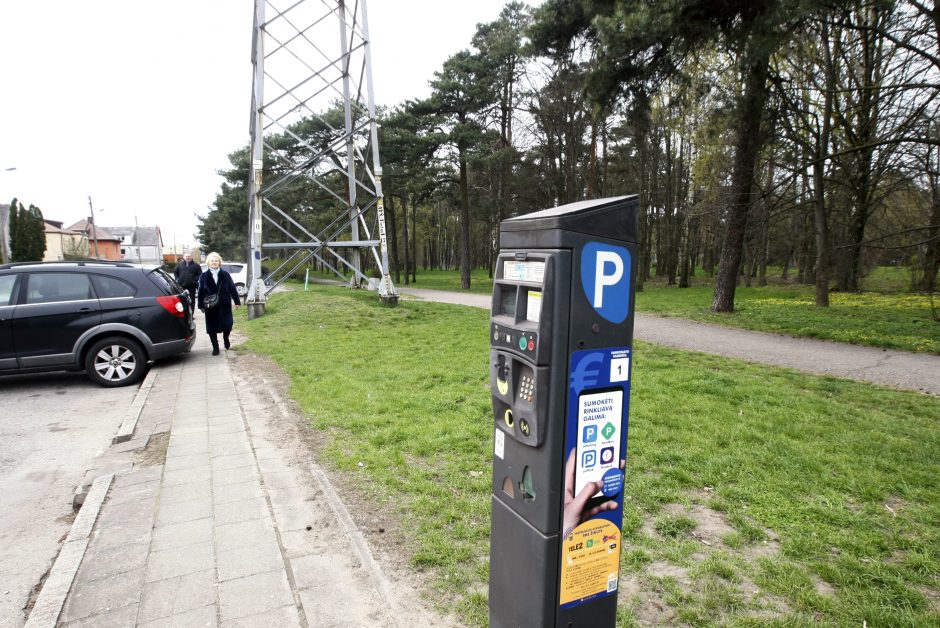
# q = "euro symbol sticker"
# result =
<box><xmin>581</xmin><ymin>242</ymin><xmax>631</xmax><ymax>324</ymax></box>
<box><xmin>570</xmin><ymin>352</ymin><xmax>604</xmax><ymax>393</ymax></box>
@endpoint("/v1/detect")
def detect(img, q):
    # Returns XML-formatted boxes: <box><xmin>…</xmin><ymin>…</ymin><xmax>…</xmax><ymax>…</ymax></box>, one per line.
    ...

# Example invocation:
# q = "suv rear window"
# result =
<box><xmin>91</xmin><ymin>274</ymin><xmax>137</xmax><ymax>298</ymax></box>
<box><xmin>224</xmin><ymin>264</ymin><xmax>244</xmax><ymax>273</ymax></box>
<box><xmin>147</xmin><ymin>268</ymin><xmax>181</xmax><ymax>294</ymax></box>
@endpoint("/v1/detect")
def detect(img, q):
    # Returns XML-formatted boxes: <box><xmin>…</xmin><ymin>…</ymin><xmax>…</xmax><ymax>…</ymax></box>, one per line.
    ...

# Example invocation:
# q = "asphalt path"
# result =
<box><xmin>395</xmin><ymin>287</ymin><xmax>940</xmax><ymax>396</ymax></box>
<box><xmin>0</xmin><ymin>371</ymin><xmax>136</xmax><ymax>628</ymax></box>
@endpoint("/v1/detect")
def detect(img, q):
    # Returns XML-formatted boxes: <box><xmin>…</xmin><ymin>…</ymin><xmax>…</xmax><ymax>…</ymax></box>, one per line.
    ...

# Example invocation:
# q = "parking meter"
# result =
<box><xmin>488</xmin><ymin>196</ymin><xmax>639</xmax><ymax>628</ymax></box>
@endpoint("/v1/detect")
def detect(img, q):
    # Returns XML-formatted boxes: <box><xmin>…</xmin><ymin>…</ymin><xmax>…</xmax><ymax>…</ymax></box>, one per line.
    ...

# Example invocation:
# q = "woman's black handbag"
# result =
<box><xmin>204</xmin><ymin>293</ymin><xmax>219</xmax><ymax>308</ymax></box>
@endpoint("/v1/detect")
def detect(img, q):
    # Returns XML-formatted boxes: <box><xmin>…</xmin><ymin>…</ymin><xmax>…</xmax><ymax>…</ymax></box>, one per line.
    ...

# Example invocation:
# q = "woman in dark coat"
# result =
<box><xmin>197</xmin><ymin>251</ymin><xmax>241</xmax><ymax>355</ymax></box>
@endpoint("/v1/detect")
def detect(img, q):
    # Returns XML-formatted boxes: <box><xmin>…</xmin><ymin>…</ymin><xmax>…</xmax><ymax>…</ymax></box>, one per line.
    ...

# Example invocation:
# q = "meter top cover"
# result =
<box><xmin>500</xmin><ymin>195</ymin><xmax>639</xmax><ymax>248</ymax></box>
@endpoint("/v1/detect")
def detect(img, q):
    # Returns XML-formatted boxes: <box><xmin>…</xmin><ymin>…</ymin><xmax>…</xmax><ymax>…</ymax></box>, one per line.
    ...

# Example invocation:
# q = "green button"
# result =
<box><xmin>518</xmin><ymin>336</ymin><xmax>527</xmax><ymax>350</ymax></box>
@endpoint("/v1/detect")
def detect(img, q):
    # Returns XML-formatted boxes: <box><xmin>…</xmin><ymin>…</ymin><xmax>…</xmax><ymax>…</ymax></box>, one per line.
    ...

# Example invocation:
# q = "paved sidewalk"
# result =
<box><xmin>27</xmin><ymin>328</ymin><xmax>447</xmax><ymax>628</ymax></box>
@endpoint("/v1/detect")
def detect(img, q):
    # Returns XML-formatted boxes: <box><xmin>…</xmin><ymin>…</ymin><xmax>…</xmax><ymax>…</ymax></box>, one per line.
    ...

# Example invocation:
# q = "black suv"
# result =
<box><xmin>0</xmin><ymin>261</ymin><xmax>196</xmax><ymax>386</ymax></box>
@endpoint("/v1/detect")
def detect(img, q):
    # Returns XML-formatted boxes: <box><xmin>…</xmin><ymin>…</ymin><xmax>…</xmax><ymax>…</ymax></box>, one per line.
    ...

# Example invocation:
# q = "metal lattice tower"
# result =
<box><xmin>246</xmin><ymin>0</ymin><xmax>397</xmax><ymax>317</ymax></box>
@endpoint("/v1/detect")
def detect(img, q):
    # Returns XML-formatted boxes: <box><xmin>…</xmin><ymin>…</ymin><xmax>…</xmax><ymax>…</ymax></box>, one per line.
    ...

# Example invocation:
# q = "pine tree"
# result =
<box><xmin>10</xmin><ymin>201</ymin><xmax>46</xmax><ymax>262</ymax></box>
<box><xmin>9</xmin><ymin>199</ymin><xmax>22</xmax><ymax>262</ymax></box>
<box><xmin>27</xmin><ymin>204</ymin><xmax>46</xmax><ymax>260</ymax></box>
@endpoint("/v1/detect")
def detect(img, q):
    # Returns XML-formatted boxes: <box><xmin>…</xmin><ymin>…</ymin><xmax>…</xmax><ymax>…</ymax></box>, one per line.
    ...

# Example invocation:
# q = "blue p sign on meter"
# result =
<box><xmin>581</xmin><ymin>242</ymin><xmax>631</xmax><ymax>324</ymax></box>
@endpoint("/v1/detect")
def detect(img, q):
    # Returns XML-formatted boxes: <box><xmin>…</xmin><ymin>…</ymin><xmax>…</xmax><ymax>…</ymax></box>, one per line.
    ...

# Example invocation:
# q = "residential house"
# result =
<box><xmin>108</xmin><ymin>226</ymin><xmax>164</xmax><ymax>264</ymax></box>
<box><xmin>66</xmin><ymin>219</ymin><xmax>123</xmax><ymax>260</ymax></box>
<box><xmin>43</xmin><ymin>220</ymin><xmax>86</xmax><ymax>261</ymax></box>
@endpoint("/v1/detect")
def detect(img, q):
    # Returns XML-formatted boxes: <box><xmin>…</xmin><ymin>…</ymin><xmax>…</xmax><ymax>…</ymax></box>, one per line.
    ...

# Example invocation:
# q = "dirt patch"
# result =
<box><xmin>661</xmin><ymin>503</ymin><xmax>736</xmax><ymax>547</ymax></box>
<box><xmin>134</xmin><ymin>431</ymin><xmax>169</xmax><ymax>467</ymax></box>
<box><xmin>740</xmin><ymin>523</ymin><xmax>781</xmax><ymax>563</ymax></box>
<box><xmin>815</xmin><ymin>578</ymin><xmax>835</xmax><ymax>597</ymax></box>
<box><xmin>619</xmin><ymin>574</ymin><xmax>677</xmax><ymax>625</ymax></box>
<box><xmin>647</xmin><ymin>560</ymin><xmax>692</xmax><ymax>584</ymax></box>
<box><xmin>884</xmin><ymin>495</ymin><xmax>907</xmax><ymax>518</ymax></box>
<box><xmin>917</xmin><ymin>586</ymin><xmax>940</xmax><ymax>612</ymax></box>
<box><xmin>624</xmin><ymin>500</ymin><xmax>792</xmax><ymax>624</ymax></box>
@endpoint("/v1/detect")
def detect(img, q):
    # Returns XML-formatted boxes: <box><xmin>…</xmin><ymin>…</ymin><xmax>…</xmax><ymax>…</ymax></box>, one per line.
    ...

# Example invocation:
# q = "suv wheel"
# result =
<box><xmin>235</xmin><ymin>282</ymin><xmax>247</xmax><ymax>297</ymax></box>
<box><xmin>85</xmin><ymin>336</ymin><xmax>147</xmax><ymax>387</ymax></box>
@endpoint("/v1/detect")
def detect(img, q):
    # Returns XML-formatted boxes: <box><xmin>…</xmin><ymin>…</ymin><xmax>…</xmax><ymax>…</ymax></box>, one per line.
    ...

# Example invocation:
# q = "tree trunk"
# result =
<box><xmin>401</xmin><ymin>195</ymin><xmax>410</xmax><ymax>285</ymax></box>
<box><xmin>458</xmin><ymin>131</ymin><xmax>472</xmax><ymax>289</ymax></box>
<box><xmin>921</xmin><ymin>176</ymin><xmax>940</xmax><ymax>293</ymax></box>
<box><xmin>679</xmin><ymin>216</ymin><xmax>695</xmax><ymax>288</ymax></box>
<box><xmin>712</xmin><ymin>48</ymin><xmax>771</xmax><ymax>312</ymax></box>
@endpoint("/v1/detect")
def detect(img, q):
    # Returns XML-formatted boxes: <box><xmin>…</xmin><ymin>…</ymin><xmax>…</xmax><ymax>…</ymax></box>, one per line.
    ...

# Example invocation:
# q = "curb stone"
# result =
<box><xmin>309</xmin><ymin>463</ymin><xmax>403</xmax><ymax>628</ymax></box>
<box><xmin>72</xmin><ymin>370</ymin><xmax>157</xmax><ymax>508</ymax></box>
<box><xmin>113</xmin><ymin>368</ymin><xmax>157</xmax><ymax>444</ymax></box>
<box><xmin>24</xmin><ymin>474</ymin><xmax>114</xmax><ymax>628</ymax></box>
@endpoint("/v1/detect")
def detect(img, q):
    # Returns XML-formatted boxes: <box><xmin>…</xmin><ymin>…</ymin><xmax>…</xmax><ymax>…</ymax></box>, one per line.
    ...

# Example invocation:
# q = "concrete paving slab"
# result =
<box><xmin>59</xmin><ymin>603</ymin><xmax>138</xmax><ymax>628</ymax></box>
<box><xmin>138</xmin><ymin>603</ymin><xmax>217</xmax><ymax>628</ymax></box>
<box><xmin>161</xmin><ymin>453</ymin><xmax>207</xmax><ymax>472</ymax></box>
<box><xmin>88</xmin><ymin>520</ymin><xmax>153</xmax><ymax>553</ymax></box>
<box><xmin>213</xmin><ymin>496</ymin><xmax>268</xmax><ymax>526</ymax></box>
<box><xmin>210</xmin><ymin>464</ymin><xmax>259</xmax><ymax>487</ymax></box>
<box><xmin>150</xmin><ymin>517</ymin><xmax>213</xmax><ymax>553</ymax></box>
<box><xmin>59</xmin><ymin>569</ymin><xmax>143</xmax><ymax>623</ymax></box>
<box><xmin>227</xmin><ymin>605</ymin><xmax>302</xmax><ymax>628</ymax></box>
<box><xmin>137</xmin><ymin>569</ymin><xmax>216</xmax><ymax>624</ymax></box>
<box><xmin>161</xmin><ymin>466</ymin><xmax>211</xmax><ymax>487</ymax></box>
<box><xmin>217</xmin><ymin>570</ymin><xmax>295</xmax><ymax>622</ymax></box>
<box><xmin>157</xmin><ymin>479</ymin><xmax>211</xmax><ymax>504</ymax></box>
<box><xmin>216</xmin><ymin>540</ymin><xmax>284</xmax><ymax>582</ymax></box>
<box><xmin>215</xmin><ymin>517</ymin><xmax>277</xmax><ymax>553</ymax></box>
<box><xmin>154</xmin><ymin>496</ymin><xmax>213</xmax><ymax>527</ymax></box>
<box><xmin>144</xmin><ymin>540</ymin><xmax>214</xmax><ymax>583</ymax></box>
<box><xmin>74</xmin><ymin>540</ymin><xmax>148</xmax><ymax>581</ymax></box>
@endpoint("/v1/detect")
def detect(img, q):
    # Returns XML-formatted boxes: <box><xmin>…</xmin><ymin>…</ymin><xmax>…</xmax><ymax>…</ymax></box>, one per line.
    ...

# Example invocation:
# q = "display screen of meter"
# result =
<box><xmin>574</xmin><ymin>389</ymin><xmax>622</xmax><ymax>498</ymax></box>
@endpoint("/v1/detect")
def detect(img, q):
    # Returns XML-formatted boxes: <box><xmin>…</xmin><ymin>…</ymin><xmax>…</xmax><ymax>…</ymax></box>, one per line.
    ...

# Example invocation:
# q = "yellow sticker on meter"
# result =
<box><xmin>559</xmin><ymin>519</ymin><xmax>621</xmax><ymax>605</ymax></box>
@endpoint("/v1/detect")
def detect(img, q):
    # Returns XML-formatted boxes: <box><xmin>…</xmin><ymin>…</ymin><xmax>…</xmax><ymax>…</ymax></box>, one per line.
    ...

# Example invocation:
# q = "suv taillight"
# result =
<box><xmin>157</xmin><ymin>295</ymin><xmax>186</xmax><ymax>318</ymax></box>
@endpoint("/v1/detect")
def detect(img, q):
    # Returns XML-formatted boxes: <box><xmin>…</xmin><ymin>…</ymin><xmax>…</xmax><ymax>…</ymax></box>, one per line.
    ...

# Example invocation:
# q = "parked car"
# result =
<box><xmin>0</xmin><ymin>260</ymin><xmax>196</xmax><ymax>386</ymax></box>
<box><xmin>200</xmin><ymin>262</ymin><xmax>249</xmax><ymax>297</ymax></box>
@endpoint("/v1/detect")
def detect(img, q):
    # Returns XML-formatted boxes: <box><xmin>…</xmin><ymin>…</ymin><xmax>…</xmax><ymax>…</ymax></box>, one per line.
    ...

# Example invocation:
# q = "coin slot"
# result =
<box><xmin>504</xmin><ymin>408</ymin><xmax>514</xmax><ymax>428</ymax></box>
<box><xmin>502</xmin><ymin>476</ymin><xmax>515</xmax><ymax>498</ymax></box>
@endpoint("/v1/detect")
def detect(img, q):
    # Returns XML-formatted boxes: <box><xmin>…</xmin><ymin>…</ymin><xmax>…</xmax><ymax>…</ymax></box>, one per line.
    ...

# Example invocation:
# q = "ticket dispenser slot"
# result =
<box><xmin>488</xmin><ymin>196</ymin><xmax>639</xmax><ymax>628</ymax></box>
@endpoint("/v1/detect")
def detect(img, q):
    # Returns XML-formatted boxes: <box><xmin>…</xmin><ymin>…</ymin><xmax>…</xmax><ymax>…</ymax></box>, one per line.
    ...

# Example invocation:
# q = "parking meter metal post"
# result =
<box><xmin>488</xmin><ymin>196</ymin><xmax>639</xmax><ymax>628</ymax></box>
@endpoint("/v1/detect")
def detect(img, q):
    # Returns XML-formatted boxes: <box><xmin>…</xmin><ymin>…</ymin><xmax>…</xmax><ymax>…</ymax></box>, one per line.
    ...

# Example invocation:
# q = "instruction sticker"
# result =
<box><xmin>494</xmin><ymin>428</ymin><xmax>505</xmax><ymax>459</ymax></box>
<box><xmin>527</xmin><ymin>290</ymin><xmax>542</xmax><ymax>323</ymax></box>
<box><xmin>574</xmin><ymin>390</ymin><xmax>622</xmax><ymax>497</ymax></box>
<box><xmin>504</xmin><ymin>261</ymin><xmax>545</xmax><ymax>283</ymax></box>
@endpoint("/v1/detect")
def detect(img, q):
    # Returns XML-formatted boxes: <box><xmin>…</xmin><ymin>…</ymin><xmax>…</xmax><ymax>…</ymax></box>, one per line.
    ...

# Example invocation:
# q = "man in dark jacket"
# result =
<box><xmin>174</xmin><ymin>251</ymin><xmax>201</xmax><ymax>314</ymax></box>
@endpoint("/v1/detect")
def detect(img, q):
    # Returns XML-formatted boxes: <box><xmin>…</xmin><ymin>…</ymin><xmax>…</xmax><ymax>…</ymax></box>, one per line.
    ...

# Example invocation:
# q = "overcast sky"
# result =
<box><xmin>0</xmin><ymin>0</ymin><xmax>536</xmax><ymax>252</ymax></box>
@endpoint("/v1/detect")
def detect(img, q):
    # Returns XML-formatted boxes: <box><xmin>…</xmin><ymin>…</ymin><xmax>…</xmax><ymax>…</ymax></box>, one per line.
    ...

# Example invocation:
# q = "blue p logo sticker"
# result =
<box><xmin>581</xmin><ymin>242</ymin><xmax>631</xmax><ymax>323</ymax></box>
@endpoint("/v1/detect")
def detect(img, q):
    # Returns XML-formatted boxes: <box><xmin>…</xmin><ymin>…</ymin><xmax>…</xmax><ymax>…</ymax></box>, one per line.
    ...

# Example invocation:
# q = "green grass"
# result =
<box><xmin>240</xmin><ymin>286</ymin><xmax>940</xmax><ymax>627</ymax></box>
<box><xmin>309</xmin><ymin>266</ymin><xmax>495</xmax><ymax>294</ymax></box>
<box><xmin>635</xmin><ymin>284</ymin><xmax>940</xmax><ymax>354</ymax></box>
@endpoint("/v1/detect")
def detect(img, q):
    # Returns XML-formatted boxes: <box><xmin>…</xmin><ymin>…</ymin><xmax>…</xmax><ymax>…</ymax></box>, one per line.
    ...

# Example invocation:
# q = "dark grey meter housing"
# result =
<box><xmin>489</xmin><ymin>195</ymin><xmax>639</xmax><ymax>628</ymax></box>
